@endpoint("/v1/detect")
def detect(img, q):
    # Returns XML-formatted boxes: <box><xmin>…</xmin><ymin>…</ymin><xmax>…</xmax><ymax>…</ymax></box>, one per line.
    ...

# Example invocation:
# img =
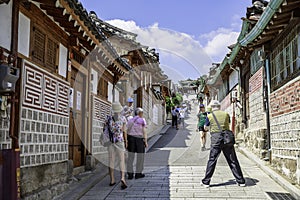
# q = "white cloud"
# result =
<box><xmin>106</xmin><ymin>19</ymin><xmax>239</xmax><ymax>80</ymax></box>
<box><xmin>202</xmin><ymin>29</ymin><xmax>239</xmax><ymax>62</ymax></box>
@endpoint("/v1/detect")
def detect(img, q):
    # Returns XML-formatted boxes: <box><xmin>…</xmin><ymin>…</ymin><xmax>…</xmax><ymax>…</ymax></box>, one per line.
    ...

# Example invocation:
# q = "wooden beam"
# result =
<box><xmin>31</xmin><ymin>0</ymin><xmax>55</xmax><ymax>7</ymax></box>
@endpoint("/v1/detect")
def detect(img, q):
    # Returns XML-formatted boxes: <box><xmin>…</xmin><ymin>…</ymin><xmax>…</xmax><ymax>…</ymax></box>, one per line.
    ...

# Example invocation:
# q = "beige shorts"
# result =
<box><xmin>108</xmin><ymin>141</ymin><xmax>125</xmax><ymax>153</ymax></box>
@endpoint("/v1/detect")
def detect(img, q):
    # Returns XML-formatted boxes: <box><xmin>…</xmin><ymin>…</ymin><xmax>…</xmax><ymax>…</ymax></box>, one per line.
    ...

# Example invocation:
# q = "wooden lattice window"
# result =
<box><xmin>32</xmin><ymin>28</ymin><xmax>45</xmax><ymax>63</ymax></box>
<box><xmin>270</xmin><ymin>24</ymin><xmax>300</xmax><ymax>91</ymax></box>
<box><xmin>32</xmin><ymin>26</ymin><xmax>58</xmax><ymax>72</ymax></box>
<box><xmin>97</xmin><ymin>77</ymin><xmax>108</xmax><ymax>99</ymax></box>
<box><xmin>46</xmin><ymin>38</ymin><xmax>57</xmax><ymax>70</ymax></box>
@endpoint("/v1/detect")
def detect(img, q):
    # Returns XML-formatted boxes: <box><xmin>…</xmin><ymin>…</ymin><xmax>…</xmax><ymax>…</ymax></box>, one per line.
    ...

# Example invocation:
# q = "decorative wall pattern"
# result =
<box><xmin>23</xmin><ymin>62</ymin><xmax>69</xmax><ymax>116</ymax></box>
<box><xmin>92</xmin><ymin>96</ymin><xmax>111</xmax><ymax>154</ymax></box>
<box><xmin>20</xmin><ymin>61</ymin><xmax>70</xmax><ymax>167</ymax></box>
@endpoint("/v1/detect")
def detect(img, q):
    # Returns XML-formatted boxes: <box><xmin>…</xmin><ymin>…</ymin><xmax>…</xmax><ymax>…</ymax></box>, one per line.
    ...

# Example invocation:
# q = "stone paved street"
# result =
<box><xmin>78</xmin><ymin>103</ymin><xmax>294</xmax><ymax>200</ymax></box>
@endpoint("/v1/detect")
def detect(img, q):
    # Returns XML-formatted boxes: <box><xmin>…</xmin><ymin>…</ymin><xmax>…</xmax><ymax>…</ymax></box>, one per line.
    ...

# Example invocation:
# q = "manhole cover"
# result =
<box><xmin>266</xmin><ymin>192</ymin><xmax>296</xmax><ymax>200</ymax></box>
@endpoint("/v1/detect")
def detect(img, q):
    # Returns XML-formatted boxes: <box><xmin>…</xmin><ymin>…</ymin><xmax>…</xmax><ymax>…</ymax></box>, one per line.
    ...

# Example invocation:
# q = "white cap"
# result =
<box><xmin>210</xmin><ymin>100</ymin><xmax>221</xmax><ymax>107</ymax></box>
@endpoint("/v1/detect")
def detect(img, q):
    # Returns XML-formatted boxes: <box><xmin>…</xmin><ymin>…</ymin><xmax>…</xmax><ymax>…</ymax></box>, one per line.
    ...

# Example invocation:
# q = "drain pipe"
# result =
<box><xmin>230</xmin><ymin>65</ymin><xmax>241</xmax><ymax>134</ymax></box>
<box><xmin>264</xmin><ymin>57</ymin><xmax>272</xmax><ymax>163</ymax></box>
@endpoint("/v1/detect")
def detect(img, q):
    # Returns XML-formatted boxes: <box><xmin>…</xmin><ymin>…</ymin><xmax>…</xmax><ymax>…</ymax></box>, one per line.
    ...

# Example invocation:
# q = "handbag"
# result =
<box><xmin>100</xmin><ymin>116</ymin><xmax>115</xmax><ymax>147</ymax></box>
<box><xmin>212</xmin><ymin>112</ymin><xmax>235</xmax><ymax>146</ymax></box>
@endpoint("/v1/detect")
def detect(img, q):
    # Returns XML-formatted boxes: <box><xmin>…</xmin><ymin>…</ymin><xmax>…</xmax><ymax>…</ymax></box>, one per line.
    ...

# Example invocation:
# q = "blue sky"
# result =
<box><xmin>81</xmin><ymin>0</ymin><xmax>252</xmax><ymax>82</ymax></box>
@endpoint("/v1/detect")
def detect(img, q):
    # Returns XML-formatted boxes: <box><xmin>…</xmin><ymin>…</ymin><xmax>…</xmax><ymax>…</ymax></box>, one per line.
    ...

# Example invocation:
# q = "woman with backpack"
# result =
<box><xmin>103</xmin><ymin>102</ymin><xmax>128</xmax><ymax>189</ymax></box>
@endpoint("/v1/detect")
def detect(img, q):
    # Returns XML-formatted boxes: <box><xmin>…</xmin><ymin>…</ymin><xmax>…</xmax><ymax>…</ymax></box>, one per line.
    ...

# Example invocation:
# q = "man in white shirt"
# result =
<box><xmin>121</xmin><ymin>97</ymin><xmax>134</xmax><ymax>122</ymax></box>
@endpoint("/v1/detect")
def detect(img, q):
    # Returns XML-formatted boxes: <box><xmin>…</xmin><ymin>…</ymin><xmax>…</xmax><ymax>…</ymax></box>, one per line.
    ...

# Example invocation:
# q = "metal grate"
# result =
<box><xmin>266</xmin><ymin>192</ymin><xmax>296</xmax><ymax>200</ymax></box>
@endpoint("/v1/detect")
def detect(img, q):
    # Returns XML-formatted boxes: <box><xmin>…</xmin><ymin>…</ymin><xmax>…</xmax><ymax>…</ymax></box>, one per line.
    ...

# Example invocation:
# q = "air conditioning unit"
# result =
<box><xmin>0</xmin><ymin>0</ymin><xmax>10</xmax><ymax>4</ymax></box>
<box><xmin>231</xmin><ymin>90</ymin><xmax>238</xmax><ymax>99</ymax></box>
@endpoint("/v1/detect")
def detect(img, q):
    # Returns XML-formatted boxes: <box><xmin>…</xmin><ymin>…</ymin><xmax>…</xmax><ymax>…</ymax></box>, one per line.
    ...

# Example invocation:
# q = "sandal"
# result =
<box><xmin>121</xmin><ymin>180</ymin><xmax>127</xmax><ymax>190</ymax></box>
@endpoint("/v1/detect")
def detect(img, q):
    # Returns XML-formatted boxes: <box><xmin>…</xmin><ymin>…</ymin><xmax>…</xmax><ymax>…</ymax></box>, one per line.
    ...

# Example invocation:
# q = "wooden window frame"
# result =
<box><xmin>97</xmin><ymin>77</ymin><xmax>108</xmax><ymax>100</ymax></box>
<box><xmin>270</xmin><ymin>24</ymin><xmax>300</xmax><ymax>92</ymax></box>
<box><xmin>31</xmin><ymin>24</ymin><xmax>59</xmax><ymax>73</ymax></box>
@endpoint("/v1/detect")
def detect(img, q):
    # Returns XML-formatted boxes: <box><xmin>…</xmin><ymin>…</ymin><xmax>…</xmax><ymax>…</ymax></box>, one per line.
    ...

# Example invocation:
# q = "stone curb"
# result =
<box><xmin>238</xmin><ymin>147</ymin><xmax>300</xmax><ymax>200</ymax></box>
<box><xmin>55</xmin><ymin>163</ymin><xmax>108</xmax><ymax>200</ymax></box>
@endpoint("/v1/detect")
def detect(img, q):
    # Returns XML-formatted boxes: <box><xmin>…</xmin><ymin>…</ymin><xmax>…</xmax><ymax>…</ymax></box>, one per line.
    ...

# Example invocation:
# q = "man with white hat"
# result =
<box><xmin>201</xmin><ymin>100</ymin><xmax>245</xmax><ymax>188</ymax></box>
<box><xmin>121</xmin><ymin>97</ymin><xmax>134</xmax><ymax>122</ymax></box>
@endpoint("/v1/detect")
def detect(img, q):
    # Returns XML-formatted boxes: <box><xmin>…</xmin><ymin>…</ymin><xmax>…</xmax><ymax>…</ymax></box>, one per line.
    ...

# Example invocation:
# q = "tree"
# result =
<box><xmin>173</xmin><ymin>93</ymin><xmax>183</xmax><ymax>106</ymax></box>
<box><xmin>165</xmin><ymin>96</ymin><xmax>174</xmax><ymax>114</ymax></box>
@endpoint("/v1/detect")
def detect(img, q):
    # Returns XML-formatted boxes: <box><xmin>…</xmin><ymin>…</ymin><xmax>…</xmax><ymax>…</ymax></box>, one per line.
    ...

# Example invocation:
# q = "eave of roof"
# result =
<box><xmin>207</xmin><ymin>0</ymin><xmax>284</xmax><ymax>86</ymax></box>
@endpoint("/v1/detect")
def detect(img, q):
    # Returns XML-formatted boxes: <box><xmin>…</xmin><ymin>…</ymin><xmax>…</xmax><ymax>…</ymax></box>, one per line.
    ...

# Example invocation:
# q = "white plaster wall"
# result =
<box><xmin>91</xmin><ymin>68</ymin><xmax>98</xmax><ymax>95</ymax></box>
<box><xmin>58</xmin><ymin>44</ymin><xmax>68</xmax><ymax>78</ymax></box>
<box><xmin>0</xmin><ymin>1</ymin><xmax>12</xmax><ymax>50</ymax></box>
<box><xmin>18</xmin><ymin>12</ymin><xmax>30</xmax><ymax>57</ymax></box>
<box><xmin>115</xmin><ymin>89</ymin><xmax>120</xmax><ymax>102</ymax></box>
<box><xmin>108</xmin><ymin>82</ymin><xmax>113</xmax><ymax>103</ymax></box>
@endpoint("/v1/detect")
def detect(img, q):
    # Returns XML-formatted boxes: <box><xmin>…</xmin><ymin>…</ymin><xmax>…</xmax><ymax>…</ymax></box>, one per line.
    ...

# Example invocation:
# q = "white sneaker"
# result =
<box><xmin>238</xmin><ymin>183</ymin><xmax>246</xmax><ymax>187</ymax></box>
<box><xmin>201</xmin><ymin>183</ymin><xmax>210</xmax><ymax>188</ymax></box>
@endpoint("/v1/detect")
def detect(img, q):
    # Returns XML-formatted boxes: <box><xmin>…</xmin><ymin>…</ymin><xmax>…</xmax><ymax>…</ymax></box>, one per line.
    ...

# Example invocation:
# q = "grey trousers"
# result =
<box><xmin>202</xmin><ymin>133</ymin><xmax>245</xmax><ymax>185</ymax></box>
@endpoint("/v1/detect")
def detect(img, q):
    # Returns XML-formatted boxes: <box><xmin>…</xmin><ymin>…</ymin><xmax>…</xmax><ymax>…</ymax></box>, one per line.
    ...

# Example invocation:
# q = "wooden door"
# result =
<box><xmin>69</xmin><ymin>67</ymin><xmax>86</xmax><ymax>167</ymax></box>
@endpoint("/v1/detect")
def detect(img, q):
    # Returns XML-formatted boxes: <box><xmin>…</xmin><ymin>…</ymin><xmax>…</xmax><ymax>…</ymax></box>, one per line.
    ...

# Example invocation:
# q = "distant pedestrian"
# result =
<box><xmin>106</xmin><ymin>102</ymin><xmax>128</xmax><ymax>189</ymax></box>
<box><xmin>178</xmin><ymin>105</ymin><xmax>186</xmax><ymax>128</ymax></box>
<box><xmin>122</xmin><ymin>97</ymin><xmax>134</xmax><ymax>122</ymax></box>
<box><xmin>127</xmin><ymin>108</ymin><xmax>148</xmax><ymax>179</ymax></box>
<box><xmin>197</xmin><ymin>104</ymin><xmax>207</xmax><ymax>151</ymax></box>
<box><xmin>201</xmin><ymin>100</ymin><xmax>245</xmax><ymax>188</ymax></box>
<box><xmin>171</xmin><ymin>106</ymin><xmax>178</xmax><ymax>130</ymax></box>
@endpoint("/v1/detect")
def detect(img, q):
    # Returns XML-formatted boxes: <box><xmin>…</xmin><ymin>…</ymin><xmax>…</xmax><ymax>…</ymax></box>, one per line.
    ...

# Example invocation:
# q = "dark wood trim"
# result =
<box><xmin>20</xmin><ymin>3</ymin><xmax>69</xmax><ymax>46</ymax></box>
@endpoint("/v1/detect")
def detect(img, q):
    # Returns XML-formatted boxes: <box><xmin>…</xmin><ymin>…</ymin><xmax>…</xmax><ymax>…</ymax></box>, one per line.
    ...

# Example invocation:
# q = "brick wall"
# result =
<box><xmin>221</xmin><ymin>93</ymin><xmax>231</xmax><ymax>112</ymax></box>
<box><xmin>92</xmin><ymin>96</ymin><xmax>111</xmax><ymax>154</ymax></box>
<box><xmin>245</xmin><ymin>67</ymin><xmax>268</xmax><ymax>158</ymax></box>
<box><xmin>269</xmin><ymin>77</ymin><xmax>300</xmax><ymax>184</ymax></box>
<box><xmin>248</xmin><ymin>67</ymin><xmax>266</xmax><ymax>129</ymax></box>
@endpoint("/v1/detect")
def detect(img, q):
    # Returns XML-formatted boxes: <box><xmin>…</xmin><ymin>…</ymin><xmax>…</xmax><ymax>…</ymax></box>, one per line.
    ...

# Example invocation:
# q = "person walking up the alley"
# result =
<box><xmin>201</xmin><ymin>100</ymin><xmax>245</xmax><ymax>188</ymax></box>
<box><xmin>105</xmin><ymin>102</ymin><xmax>128</xmax><ymax>189</ymax></box>
<box><xmin>121</xmin><ymin>97</ymin><xmax>134</xmax><ymax>122</ymax></box>
<box><xmin>171</xmin><ymin>106</ymin><xmax>178</xmax><ymax>130</ymax></box>
<box><xmin>197</xmin><ymin>104</ymin><xmax>207</xmax><ymax>151</ymax></box>
<box><xmin>127</xmin><ymin>108</ymin><xmax>148</xmax><ymax>179</ymax></box>
<box><xmin>178</xmin><ymin>105</ymin><xmax>186</xmax><ymax>128</ymax></box>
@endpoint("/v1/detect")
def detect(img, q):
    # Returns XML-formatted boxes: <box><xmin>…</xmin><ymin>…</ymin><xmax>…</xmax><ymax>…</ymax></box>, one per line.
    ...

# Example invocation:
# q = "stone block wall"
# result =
<box><xmin>21</xmin><ymin>162</ymin><xmax>68</xmax><ymax>200</ymax></box>
<box><xmin>19</xmin><ymin>108</ymin><xmax>69</xmax><ymax>167</ymax></box>
<box><xmin>20</xmin><ymin>61</ymin><xmax>70</xmax><ymax>198</ymax></box>
<box><xmin>270</xmin><ymin>77</ymin><xmax>300</xmax><ymax>185</ymax></box>
<box><xmin>245</xmin><ymin>67</ymin><xmax>268</xmax><ymax>157</ymax></box>
<box><xmin>0</xmin><ymin>117</ymin><xmax>10</xmax><ymax>150</ymax></box>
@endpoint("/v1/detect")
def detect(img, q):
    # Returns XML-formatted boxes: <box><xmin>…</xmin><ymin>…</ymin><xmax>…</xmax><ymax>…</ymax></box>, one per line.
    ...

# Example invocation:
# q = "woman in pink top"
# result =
<box><xmin>126</xmin><ymin>108</ymin><xmax>148</xmax><ymax>179</ymax></box>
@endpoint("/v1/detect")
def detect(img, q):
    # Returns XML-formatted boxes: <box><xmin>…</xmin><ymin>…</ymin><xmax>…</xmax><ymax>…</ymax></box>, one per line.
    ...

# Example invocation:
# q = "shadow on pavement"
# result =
<box><xmin>210</xmin><ymin>177</ymin><xmax>259</xmax><ymax>188</ymax></box>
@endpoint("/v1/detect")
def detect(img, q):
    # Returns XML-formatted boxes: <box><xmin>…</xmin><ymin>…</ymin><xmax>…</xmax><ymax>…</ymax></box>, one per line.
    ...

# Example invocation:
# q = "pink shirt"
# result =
<box><xmin>127</xmin><ymin>116</ymin><xmax>146</xmax><ymax>137</ymax></box>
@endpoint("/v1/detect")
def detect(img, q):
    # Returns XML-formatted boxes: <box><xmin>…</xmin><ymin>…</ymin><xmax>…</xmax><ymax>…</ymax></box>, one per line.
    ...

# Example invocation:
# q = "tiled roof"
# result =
<box><xmin>63</xmin><ymin>0</ymin><xmax>132</xmax><ymax>71</ymax></box>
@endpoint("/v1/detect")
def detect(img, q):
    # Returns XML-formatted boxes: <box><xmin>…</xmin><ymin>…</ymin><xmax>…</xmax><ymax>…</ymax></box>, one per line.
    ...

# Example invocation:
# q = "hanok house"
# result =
<box><xmin>0</xmin><ymin>0</ymin><xmax>131</xmax><ymax>199</ymax></box>
<box><xmin>207</xmin><ymin>0</ymin><xmax>300</xmax><ymax>191</ymax></box>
